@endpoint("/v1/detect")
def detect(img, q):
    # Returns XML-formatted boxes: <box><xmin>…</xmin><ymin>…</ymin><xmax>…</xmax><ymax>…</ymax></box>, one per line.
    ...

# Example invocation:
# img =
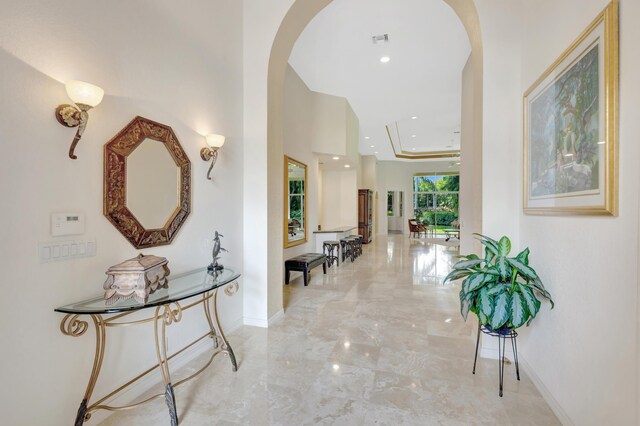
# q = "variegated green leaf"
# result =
<box><xmin>461</xmin><ymin>298</ymin><xmax>471</xmax><ymax>321</ymax></box>
<box><xmin>496</xmin><ymin>257</ymin><xmax>509</xmax><ymax>280</ymax></box>
<box><xmin>498</xmin><ymin>236</ymin><xmax>511</xmax><ymax>256</ymax></box>
<box><xmin>490</xmin><ymin>291</ymin><xmax>510</xmax><ymax>330</ymax></box>
<box><xmin>453</xmin><ymin>259</ymin><xmax>483</xmax><ymax>270</ymax></box>
<box><xmin>506</xmin><ymin>257</ymin><xmax>538</xmax><ymax>280</ymax></box>
<box><xmin>457</xmin><ymin>254</ymin><xmax>480</xmax><ymax>260</ymax></box>
<box><xmin>474</xmin><ymin>233</ymin><xmax>499</xmax><ymax>246</ymax></box>
<box><xmin>444</xmin><ymin>268</ymin><xmax>472</xmax><ymax>284</ymax></box>
<box><xmin>516</xmin><ymin>247</ymin><xmax>530</xmax><ymax>265</ymax></box>
<box><xmin>485</xmin><ymin>246</ymin><xmax>496</xmax><ymax>264</ymax></box>
<box><xmin>477</xmin><ymin>309</ymin><xmax>489</xmax><ymax>325</ymax></box>
<box><xmin>530</xmin><ymin>281</ymin><xmax>555</xmax><ymax>309</ymax></box>
<box><xmin>518</xmin><ymin>283</ymin><xmax>541</xmax><ymax>317</ymax></box>
<box><xmin>463</xmin><ymin>273</ymin><xmax>492</xmax><ymax>294</ymax></box>
<box><xmin>475</xmin><ymin>234</ymin><xmax>500</xmax><ymax>256</ymax></box>
<box><xmin>510</xmin><ymin>291</ymin><xmax>528</xmax><ymax>328</ymax></box>
<box><xmin>486</xmin><ymin>283</ymin><xmax>508</xmax><ymax>296</ymax></box>
<box><xmin>478</xmin><ymin>287</ymin><xmax>494</xmax><ymax>318</ymax></box>
<box><xmin>485</xmin><ymin>266</ymin><xmax>500</xmax><ymax>276</ymax></box>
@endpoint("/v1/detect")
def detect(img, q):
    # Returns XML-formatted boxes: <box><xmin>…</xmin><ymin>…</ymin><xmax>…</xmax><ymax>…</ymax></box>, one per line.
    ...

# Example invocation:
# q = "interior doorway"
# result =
<box><xmin>387</xmin><ymin>190</ymin><xmax>405</xmax><ymax>234</ymax></box>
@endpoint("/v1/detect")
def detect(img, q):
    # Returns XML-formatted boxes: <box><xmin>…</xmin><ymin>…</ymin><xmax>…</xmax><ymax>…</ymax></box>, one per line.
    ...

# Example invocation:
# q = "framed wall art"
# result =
<box><xmin>523</xmin><ymin>1</ymin><xmax>618</xmax><ymax>215</ymax></box>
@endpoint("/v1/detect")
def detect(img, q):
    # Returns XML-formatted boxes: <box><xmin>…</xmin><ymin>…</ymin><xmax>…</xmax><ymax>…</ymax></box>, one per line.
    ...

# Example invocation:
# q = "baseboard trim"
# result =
<box><xmin>268</xmin><ymin>309</ymin><xmax>285</xmax><ymax>325</ymax></box>
<box><xmin>520</xmin><ymin>355</ymin><xmax>574</xmax><ymax>426</ymax></box>
<box><xmin>243</xmin><ymin>309</ymin><xmax>285</xmax><ymax>328</ymax></box>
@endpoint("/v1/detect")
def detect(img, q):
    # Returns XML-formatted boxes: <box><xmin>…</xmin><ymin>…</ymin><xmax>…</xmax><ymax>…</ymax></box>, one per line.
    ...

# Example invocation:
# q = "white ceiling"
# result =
<box><xmin>288</xmin><ymin>0</ymin><xmax>471</xmax><ymax>161</ymax></box>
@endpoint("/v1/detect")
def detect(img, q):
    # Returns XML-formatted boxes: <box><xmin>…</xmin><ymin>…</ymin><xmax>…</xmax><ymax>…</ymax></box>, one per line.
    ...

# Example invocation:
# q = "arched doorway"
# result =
<box><xmin>249</xmin><ymin>0</ymin><xmax>484</xmax><ymax>322</ymax></box>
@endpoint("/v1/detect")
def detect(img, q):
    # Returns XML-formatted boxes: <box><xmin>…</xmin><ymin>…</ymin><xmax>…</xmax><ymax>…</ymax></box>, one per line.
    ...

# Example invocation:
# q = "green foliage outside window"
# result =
<box><xmin>413</xmin><ymin>175</ymin><xmax>459</xmax><ymax>229</ymax></box>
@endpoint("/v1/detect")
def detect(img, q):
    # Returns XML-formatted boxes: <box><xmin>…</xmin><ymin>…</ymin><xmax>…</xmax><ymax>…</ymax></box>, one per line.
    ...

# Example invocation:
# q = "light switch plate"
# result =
<box><xmin>51</xmin><ymin>212</ymin><xmax>85</xmax><ymax>237</ymax></box>
<box><xmin>39</xmin><ymin>238</ymin><xmax>96</xmax><ymax>263</ymax></box>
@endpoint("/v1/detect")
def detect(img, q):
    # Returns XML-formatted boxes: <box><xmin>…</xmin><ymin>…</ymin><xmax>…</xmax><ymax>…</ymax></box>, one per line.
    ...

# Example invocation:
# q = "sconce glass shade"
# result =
<box><xmin>205</xmin><ymin>134</ymin><xmax>225</xmax><ymax>149</ymax></box>
<box><xmin>65</xmin><ymin>80</ymin><xmax>104</xmax><ymax>108</ymax></box>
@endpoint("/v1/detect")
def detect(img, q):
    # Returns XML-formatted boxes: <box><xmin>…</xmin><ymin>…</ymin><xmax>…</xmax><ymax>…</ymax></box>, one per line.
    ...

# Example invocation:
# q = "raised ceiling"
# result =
<box><xmin>288</xmin><ymin>0</ymin><xmax>471</xmax><ymax>161</ymax></box>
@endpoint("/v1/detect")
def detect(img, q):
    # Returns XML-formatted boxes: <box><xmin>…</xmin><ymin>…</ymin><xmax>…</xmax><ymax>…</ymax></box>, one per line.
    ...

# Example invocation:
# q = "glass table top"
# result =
<box><xmin>55</xmin><ymin>268</ymin><xmax>240</xmax><ymax>315</ymax></box>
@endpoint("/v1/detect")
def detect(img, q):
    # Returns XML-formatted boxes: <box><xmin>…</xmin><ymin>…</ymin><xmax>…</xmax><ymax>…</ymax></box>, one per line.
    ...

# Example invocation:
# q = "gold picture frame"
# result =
<box><xmin>523</xmin><ymin>0</ymin><xmax>618</xmax><ymax>215</ymax></box>
<box><xmin>284</xmin><ymin>155</ymin><xmax>308</xmax><ymax>248</ymax></box>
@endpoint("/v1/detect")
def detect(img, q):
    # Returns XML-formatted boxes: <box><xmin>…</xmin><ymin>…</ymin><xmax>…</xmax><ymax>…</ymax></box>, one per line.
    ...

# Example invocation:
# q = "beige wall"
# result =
<box><xmin>321</xmin><ymin>170</ymin><xmax>359</xmax><ymax>230</ymax></box>
<box><xmin>283</xmin><ymin>65</ymin><xmax>320</xmax><ymax>259</ymax></box>
<box><xmin>282</xmin><ymin>65</ymin><xmax>360</xmax><ymax>262</ymax></box>
<box><xmin>516</xmin><ymin>0</ymin><xmax>639</xmax><ymax>424</ymax></box>
<box><xmin>0</xmin><ymin>1</ymin><xmax>244</xmax><ymax>424</ymax></box>
<box><xmin>459</xmin><ymin>55</ymin><xmax>483</xmax><ymax>254</ymax></box>
<box><xmin>376</xmin><ymin>161</ymin><xmax>460</xmax><ymax>235</ymax></box>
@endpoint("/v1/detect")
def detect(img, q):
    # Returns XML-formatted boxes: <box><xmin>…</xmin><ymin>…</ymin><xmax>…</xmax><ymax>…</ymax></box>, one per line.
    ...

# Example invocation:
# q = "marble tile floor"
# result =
<box><xmin>100</xmin><ymin>235</ymin><xmax>560</xmax><ymax>426</ymax></box>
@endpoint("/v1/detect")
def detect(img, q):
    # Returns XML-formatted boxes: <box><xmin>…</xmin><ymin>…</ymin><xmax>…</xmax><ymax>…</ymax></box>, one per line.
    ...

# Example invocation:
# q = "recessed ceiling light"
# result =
<box><xmin>380</xmin><ymin>56</ymin><xmax>391</xmax><ymax>63</ymax></box>
<box><xmin>364</xmin><ymin>136</ymin><xmax>370</xmax><ymax>140</ymax></box>
<box><xmin>411</xmin><ymin>135</ymin><xmax>416</xmax><ymax>138</ymax></box>
<box><xmin>411</xmin><ymin>148</ymin><xmax>416</xmax><ymax>151</ymax></box>
<box><xmin>374</xmin><ymin>151</ymin><xmax>378</xmax><ymax>154</ymax></box>
<box><xmin>370</xmin><ymin>145</ymin><xmax>374</xmax><ymax>148</ymax></box>
<box><xmin>411</xmin><ymin>116</ymin><xmax>418</xmax><ymax>120</ymax></box>
<box><xmin>332</xmin><ymin>156</ymin><xmax>339</xmax><ymax>160</ymax></box>
<box><xmin>344</xmin><ymin>164</ymin><xmax>351</xmax><ymax>168</ymax></box>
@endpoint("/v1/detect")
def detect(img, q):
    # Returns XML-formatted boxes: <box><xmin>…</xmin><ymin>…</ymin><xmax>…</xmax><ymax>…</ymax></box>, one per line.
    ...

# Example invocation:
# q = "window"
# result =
<box><xmin>413</xmin><ymin>174</ymin><xmax>459</xmax><ymax>235</ymax></box>
<box><xmin>387</xmin><ymin>191</ymin><xmax>394</xmax><ymax>216</ymax></box>
<box><xmin>289</xmin><ymin>178</ymin><xmax>305</xmax><ymax>230</ymax></box>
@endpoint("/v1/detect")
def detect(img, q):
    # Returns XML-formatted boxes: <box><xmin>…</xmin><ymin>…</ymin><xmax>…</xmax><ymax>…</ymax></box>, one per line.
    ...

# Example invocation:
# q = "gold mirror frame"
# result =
<box><xmin>104</xmin><ymin>116</ymin><xmax>191</xmax><ymax>249</ymax></box>
<box><xmin>284</xmin><ymin>155</ymin><xmax>308</xmax><ymax>248</ymax></box>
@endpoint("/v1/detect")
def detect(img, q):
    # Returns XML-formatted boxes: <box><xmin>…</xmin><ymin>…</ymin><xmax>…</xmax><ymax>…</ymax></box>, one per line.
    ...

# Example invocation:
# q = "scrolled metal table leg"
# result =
<box><xmin>154</xmin><ymin>303</ymin><xmax>183</xmax><ymax>426</ymax></box>
<box><xmin>213</xmin><ymin>283</ymin><xmax>240</xmax><ymax>372</ymax></box>
<box><xmin>61</xmin><ymin>314</ymin><xmax>106</xmax><ymax>426</ymax></box>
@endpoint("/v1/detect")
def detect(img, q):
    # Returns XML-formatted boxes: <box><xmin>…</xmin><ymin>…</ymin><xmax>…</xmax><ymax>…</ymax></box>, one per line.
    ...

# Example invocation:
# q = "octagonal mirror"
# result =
<box><xmin>104</xmin><ymin>116</ymin><xmax>191</xmax><ymax>249</ymax></box>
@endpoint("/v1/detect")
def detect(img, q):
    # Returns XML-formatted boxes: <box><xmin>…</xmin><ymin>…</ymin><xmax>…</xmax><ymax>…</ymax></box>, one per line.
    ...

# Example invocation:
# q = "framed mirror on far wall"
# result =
<box><xmin>284</xmin><ymin>156</ymin><xmax>307</xmax><ymax>248</ymax></box>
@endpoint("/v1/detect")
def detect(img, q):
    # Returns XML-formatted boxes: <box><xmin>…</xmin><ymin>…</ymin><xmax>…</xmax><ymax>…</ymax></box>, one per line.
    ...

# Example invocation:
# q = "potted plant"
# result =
<box><xmin>444</xmin><ymin>234</ymin><xmax>554</xmax><ymax>331</ymax></box>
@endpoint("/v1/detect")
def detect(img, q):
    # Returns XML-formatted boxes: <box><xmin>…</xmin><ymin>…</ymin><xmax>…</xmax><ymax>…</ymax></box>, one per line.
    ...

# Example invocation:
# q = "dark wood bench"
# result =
<box><xmin>284</xmin><ymin>253</ymin><xmax>327</xmax><ymax>286</ymax></box>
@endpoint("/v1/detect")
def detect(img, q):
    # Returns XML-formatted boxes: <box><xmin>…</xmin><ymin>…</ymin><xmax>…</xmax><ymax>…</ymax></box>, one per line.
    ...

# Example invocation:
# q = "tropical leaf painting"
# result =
<box><xmin>529</xmin><ymin>43</ymin><xmax>600</xmax><ymax>198</ymax></box>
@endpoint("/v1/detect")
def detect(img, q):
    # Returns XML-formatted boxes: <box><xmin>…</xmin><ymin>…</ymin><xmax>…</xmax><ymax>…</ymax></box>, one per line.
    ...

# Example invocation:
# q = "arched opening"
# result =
<box><xmin>263</xmin><ymin>0</ymin><xmax>484</xmax><ymax>318</ymax></box>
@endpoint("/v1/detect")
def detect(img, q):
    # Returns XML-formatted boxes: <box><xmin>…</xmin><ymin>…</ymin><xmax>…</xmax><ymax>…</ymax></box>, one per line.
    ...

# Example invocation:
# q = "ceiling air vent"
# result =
<box><xmin>372</xmin><ymin>34</ymin><xmax>389</xmax><ymax>44</ymax></box>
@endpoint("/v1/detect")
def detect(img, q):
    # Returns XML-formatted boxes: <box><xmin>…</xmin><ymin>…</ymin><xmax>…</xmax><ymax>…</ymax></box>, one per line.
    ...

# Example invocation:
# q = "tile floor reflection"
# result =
<box><xmin>100</xmin><ymin>235</ymin><xmax>560</xmax><ymax>425</ymax></box>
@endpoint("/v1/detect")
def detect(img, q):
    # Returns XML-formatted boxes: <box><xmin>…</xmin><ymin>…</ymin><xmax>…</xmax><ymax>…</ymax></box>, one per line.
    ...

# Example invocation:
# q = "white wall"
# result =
<box><xmin>515</xmin><ymin>0</ymin><xmax>639</xmax><ymax>424</ymax></box>
<box><xmin>283</xmin><ymin>65</ymin><xmax>320</xmax><ymax>259</ymax></box>
<box><xmin>321</xmin><ymin>170</ymin><xmax>359</xmax><ymax>230</ymax></box>
<box><xmin>459</xmin><ymin>55</ymin><xmax>483</xmax><ymax>254</ymax></box>
<box><xmin>376</xmin><ymin>161</ymin><xmax>460</xmax><ymax>235</ymax></box>
<box><xmin>0</xmin><ymin>1</ymin><xmax>244</xmax><ymax>425</ymax></box>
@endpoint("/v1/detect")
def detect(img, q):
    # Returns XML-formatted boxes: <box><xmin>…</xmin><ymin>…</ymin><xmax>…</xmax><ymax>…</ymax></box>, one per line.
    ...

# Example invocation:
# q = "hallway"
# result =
<box><xmin>101</xmin><ymin>235</ymin><xmax>559</xmax><ymax>425</ymax></box>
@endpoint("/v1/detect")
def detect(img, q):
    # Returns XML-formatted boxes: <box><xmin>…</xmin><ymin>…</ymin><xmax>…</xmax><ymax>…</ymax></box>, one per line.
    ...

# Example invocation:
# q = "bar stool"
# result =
<box><xmin>353</xmin><ymin>235</ymin><xmax>363</xmax><ymax>257</ymax></box>
<box><xmin>339</xmin><ymin>238</ymin><xmax>352</xmax><ymax>262</ymax></box>
<box><xmin>345</xmin><ymin>236</ymin><xmax>359</xmax><ymax>261</ymax></box>
<box><xmin>347</xmin><ymin>236</ymin><xmax>362</xmax><ymax>259</ymax></box>
<box><xmin>323</xmin><ymin>240</ymin><xmax>340</xmax><ymax>267</ymax></box>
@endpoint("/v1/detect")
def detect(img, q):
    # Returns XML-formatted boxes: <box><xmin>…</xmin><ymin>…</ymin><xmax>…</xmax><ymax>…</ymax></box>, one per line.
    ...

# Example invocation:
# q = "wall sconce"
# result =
<box><xmin>55</xmin><ymin>80</ymin><xmax>104</xmax><ymax>159</ymax></box>
<box><xmin>200</xmin><ymin>134</ymin><xmax>225</xmax><ymax>180</ymax></box>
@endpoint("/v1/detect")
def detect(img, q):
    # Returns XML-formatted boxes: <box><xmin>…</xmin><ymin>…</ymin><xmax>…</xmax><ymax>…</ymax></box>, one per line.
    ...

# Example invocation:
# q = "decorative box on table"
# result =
<box><xmin>103</xmin><ymin>254</ymin><xmax>170</xmax><ymax>305</ymax></box>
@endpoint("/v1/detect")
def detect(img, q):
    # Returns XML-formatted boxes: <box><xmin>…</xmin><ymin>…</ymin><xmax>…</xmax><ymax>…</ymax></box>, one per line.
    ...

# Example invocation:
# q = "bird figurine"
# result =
<box><xmin>208</xmin><ymin>231</ymin><xmax>227</xmax><ymax>272</ymax></box>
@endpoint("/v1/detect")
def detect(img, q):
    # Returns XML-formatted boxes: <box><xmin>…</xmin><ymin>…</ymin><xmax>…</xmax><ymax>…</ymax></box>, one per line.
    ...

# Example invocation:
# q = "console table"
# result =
<box><xmin>55</xmin><ymin>268</ymin><xmax>240</xmax><ymax>426</ymax></box>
